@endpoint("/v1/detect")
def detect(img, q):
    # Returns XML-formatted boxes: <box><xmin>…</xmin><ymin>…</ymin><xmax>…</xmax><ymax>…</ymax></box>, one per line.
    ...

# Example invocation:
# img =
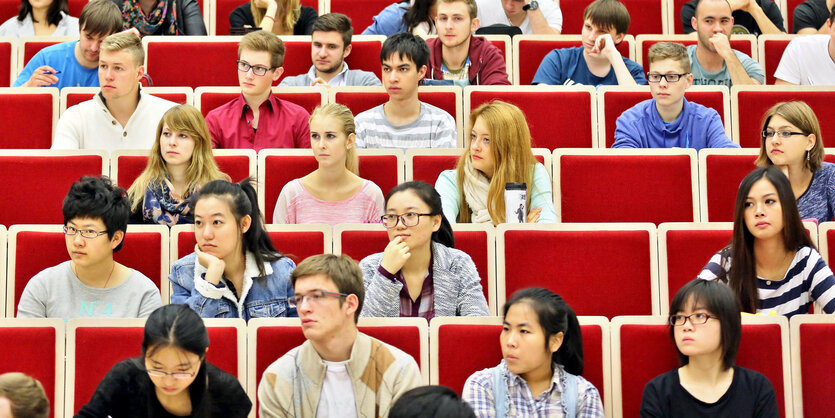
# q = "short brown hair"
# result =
<box><xmin>78</xmin><ymin>0</ymin><xmax>123</xmax><ymax>37</ymax></box>
<box><xmin>584</xmin><ymin>0</ymin><xmax>630</xmax><ymax>35</ymax></box>
<box><xmin>756</xmin><ymin>101</ymin><xmax>824</xmax><ymax>172</ymax></box>
<box><xmin>291</xmin><ymin>254</ymin><xmax>365</xmax><ymax>323</ymax></box>
<box><xmin>101</xmin><ymin>31</ymin><xmax>144</xmax><ymax>66</ymax></box>
<box><xmin>239</xmin><ymin>30</ymin><xmax>286</xmax><ymax>68</ymax></box>
<box><xmin>0</xmin><ymin>373</ymin><xmax>49</xmax><ymax>418</ymax></box>
<box><xmin>438</xmin><ymin>0</ymin><xmax>478</xmax><ymax>19</ymax></box>
<box><xmin>647</xmin><ymin>42</ymin><xmax>690</xmax><ymax>73</ymax></box>
<box><xmin>312</xmin><ymin>13</ymin><xmax>353</xmax><ymax>48</ymax></box>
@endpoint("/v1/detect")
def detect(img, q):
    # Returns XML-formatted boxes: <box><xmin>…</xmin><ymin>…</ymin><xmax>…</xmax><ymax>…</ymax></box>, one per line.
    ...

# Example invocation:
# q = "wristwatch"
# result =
<box><xmin>522</xmin><ymin>0</ymin><xmax>539</xmax><ymax>11</ymax></box>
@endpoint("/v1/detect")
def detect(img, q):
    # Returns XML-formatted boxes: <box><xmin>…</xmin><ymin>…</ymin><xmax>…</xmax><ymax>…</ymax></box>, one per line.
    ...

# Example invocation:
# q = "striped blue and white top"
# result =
<box><xmin>354</xmin><ymin>102</ymin><xmax>457</xmax><ymax>150</ymax></box>
<box><xmin>698</xmin><ymin>246</ymin><xmax>835</xmax><ymax>317</ymax></box>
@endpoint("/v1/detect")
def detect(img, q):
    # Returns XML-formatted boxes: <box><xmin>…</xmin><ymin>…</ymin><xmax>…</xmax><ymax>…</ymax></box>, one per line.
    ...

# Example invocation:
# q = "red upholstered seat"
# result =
<box><xmin>332</xmin><ymin>88</ymin><xmax>459</xmax><ymax>121</ymax></box>
<box><xmin>514</xmin><ymin>37</ymin><xmax>633</xmax><ymax>85</ymax></box>
<box><xmin>0</xmin><ymin>39</ymin><xmax>12</xmax><ymax>87</ymax></box>
<box><xmin>21</xmin><ymin>39</ymin><xmax>62</xmax><ymax>67</ymax></box>
<box><xmin>558</xmin><ymin>0</ymin><xmax>664</xmax><ymax>34</ymax></box>
<box><xmin>759</xmin><ymin>37</ymin><xmax>793</xmax><ymax>86</ymax></box>
<box><xmin>0</xmin><ymin>0</ymin><xmax>17</xmax><ymax>23</ymax></box>
<box><xmin>63</xmin><ymin>90</ymin><xmax>190</xmax><ymax>110</ymax></box>
<box><xmin>733</xmin><ymin>87</ymin><xmax>835</xmax><ymax>148</ymax></box>
<box><xmin>0</xmin><ymin>90</ymin><xmax>57</xmax><ymax>148</ymax></box>
<box><xmin>407</xmin><ymin>151</ymin><xmax>459</xmax><ymax>184</ymax></box>
<box><xmin>793</xmin><ymin>318</ymin><xmax>835</xmax><ymax>415</ymax></box>
<box><xmin>144</xmin><ymin>38</ymin><xmax>240</xmax><ymax>88</ymax></box>
<box><xmin>0</xmin><ymin>319</ymin><xmax>63</xmax><ymax>418</ymax></box>
<box><xmin>699</xmin><ymin>151</ymin><xmax>758</xmax><ymax>221</ymax></box>
<box><xmin>330</xmin><ymin>0</ymin><xmax>396</xmax><ymax>33</ymax></box>
<box><xmin>197</xmin><ymin>87</ymin><xmax>326</xmax><ymax>117</ymax></box>
<box><xmin>278</xmin><ymin>38</ymin><xmax>384</xmax><ymax>82</ymax></box>
<box><xmin>173</xmin><ymin>226</ymin><xmax>329</xmax><ymax>266</ymax></box>
<box><xmin>112</xmin><ymin>151</ymin><xmax>254</xmax><ymax>190</ymax></box>
<box><xmin>637</xmin><ymin>37</ymin><xmax>754</xmax><ymax>69</ymax></box>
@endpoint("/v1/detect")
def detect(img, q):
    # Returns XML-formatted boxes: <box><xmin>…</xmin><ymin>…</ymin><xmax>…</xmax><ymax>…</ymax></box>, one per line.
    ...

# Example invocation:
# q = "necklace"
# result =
<box><xmin>72</xmin><ymin>261</ymin><xmax>116</xmax><ymax>288</ymax></box>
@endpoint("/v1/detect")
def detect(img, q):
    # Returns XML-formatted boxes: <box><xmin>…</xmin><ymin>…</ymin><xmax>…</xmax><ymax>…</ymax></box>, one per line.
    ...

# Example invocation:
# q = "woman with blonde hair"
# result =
<box><xmin>273</xmin><ymin>103</ymin><xmax>384</xmax><ymax>225</ymax></box>
<box><xmin>435</xmin><ymin>100</ymin><xmax>556</xmax><ymax>224</ymax></box>
<box><xmin>229</xmin><ymin>0</ymin><xmax>316</xmax><ymax>35</ymax></box>
<box><xmin>128</xmin><ymin>104</ymin><xmax>228</xmax><ymax>226</ymax></box>
<box><xmin>756</xmin><ymin>101</ymin><xmax>834</xmax><ymax>223</ymax></box>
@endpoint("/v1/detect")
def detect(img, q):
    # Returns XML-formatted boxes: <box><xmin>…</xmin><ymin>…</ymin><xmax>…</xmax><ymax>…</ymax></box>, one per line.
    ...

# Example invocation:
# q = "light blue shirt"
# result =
<box><xmin>13</xmin><ymin>40</ymin><xmax>98</xmax><ymax>89</ymax></box>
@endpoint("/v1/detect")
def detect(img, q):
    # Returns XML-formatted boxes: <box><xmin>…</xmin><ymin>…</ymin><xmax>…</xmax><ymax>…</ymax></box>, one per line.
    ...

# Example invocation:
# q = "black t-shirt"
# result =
<box><xmin>228</xmin><ymin>4</ymin><xmax>318</xmax><ymax>35</ymax></box>
<box><xmin>681</xmin><ymin>0</ymin><xmax>786</xmax><ymax>35</ymax></box>
<box><xmin>74</xmin><ymin>358</ymin><xmax>252</xmax><ymax>418</ymax></box>
<box><xmin>640</xmin><ymin>366</ymin><xmax>779</xmax><ymax>418</ymax></box>
<box><xmin>792</xmin><ymin>0</ymin><xmax>830</xmax><ymax>32</ymax></box>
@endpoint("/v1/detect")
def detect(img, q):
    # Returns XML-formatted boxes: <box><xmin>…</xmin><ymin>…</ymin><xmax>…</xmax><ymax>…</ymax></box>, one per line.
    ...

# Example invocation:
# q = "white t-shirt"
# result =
<box><xmin>316</xmin><ymin>360</ymin><xmax>357</xmax><ymax>418</ymax></box>
<box><xmin>774</xmin><ymin>35</ymin><xmax>835</xmax><ymax>86</ymax></box>
<box><xmin>476</xmin><ymin>0</ymin><xmax>563</xmax><ymax>33</ymax></box>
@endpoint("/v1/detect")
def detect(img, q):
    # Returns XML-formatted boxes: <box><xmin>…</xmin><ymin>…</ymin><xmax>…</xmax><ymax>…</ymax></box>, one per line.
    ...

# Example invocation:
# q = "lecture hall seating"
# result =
<box><xmin>109</xmin><ymin>148</ymin><xmax>256</xmax><ymax>190</ymax></box>
<box><xmin>143</xmin><ymin>36</ymin><xmax>241</xmax><ymax>88</ymax></box>
<box><xmin>0</xmin><ymin>318</ymin><xmax>64</xmax><ymax>418</ymax></box>
<box><xmin>512</xmin><ymin>34</ymin><xmax>635</xmax><ymax>85</ymax></box>
<box><xmin>635</xmin><ymin>34</ymin><xmax>757</xmax><ymax>70</ymax></box>
<box><xmin>278</xmin><ymin>36</ymin><xmax>386</xmax><ymax>82</ymax></box>
<box><xmin>756</xmin><ymin>34</ymin><xmax>798</xmax><ymax>85</ymax></box>
<box><xmin>195</xmin><ymin>86</ymin><xmax>327</xmax><ymax>117</ymax></box>
<box><xmin>697</xmin><ymin>148</ymin><xmax>759</xmax><ymax>222</ymax></box>
<box><xmin>18</xmin><ymin>36</ymin><xmax>72</xmax><ymax>69</ymax></box>
<box><xmin>329</xmin><ymin>0</ymin><xmax>395</xmax><ymax>33</ymax></box>
<box><xmin>0</xmin><ymin>88</ymin><xmax>59</xmax><ymax>148</ymax></box>
<box><xmin>0</xmin><ymin>36</ymin><xmax>15</xmax><ymax>87</ymax></box>
<box><xmin>558</xmin><ymin>0</ymin><xmax>669</xmax><ymax>34</ymax></box>
<box><xmin>60</xmin><ymin>86</ymin><xmax>193</xmax><ymax>114</ymax></box>
<box><xmin>790</xmin><ymin>314</ymin><xmax>835</xmax><ymax>417</ymax></box>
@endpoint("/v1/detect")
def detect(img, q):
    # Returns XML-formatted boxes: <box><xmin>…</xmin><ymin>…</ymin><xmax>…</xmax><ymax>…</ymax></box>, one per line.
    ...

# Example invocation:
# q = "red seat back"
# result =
<box><xmin>639</xmin><ymin>38</ymin><xmax>753</xmax><ymax>69</ymax></box>
<box><xmin>279</xmin><ymin>39</ymin><xmax>383</xmax><ymax>81</ymax></box>
<box><xmin>0</xmin><ymin>39</ymin><xmax>12</xmax><ymax>87</ymax></box>
<box><xmin>0</xmin><ymin>92</ymin><xmax>56</xmax><ymax>148</ymax></box>
<box><xmin>333</xmin><ymin>89</ymin><xmax>458</xmax><ymax>120</ymax></box>
<box><xmin>516</xmin><ymin>38</ymin><xmax>632</xmax><ymax>85</ymax></box>
<box><xmin>113</xmin><ymin>154</ymin><xmax>253</xmax><ymax>190</ymax></box>
<box><xmin>760</xmin><ymin>38</ymin><xmax>791</xmax><ymax>85</ymax></box>
<box><xmin>409</xmin><ymin>153</ymin><xmax>458</xmax><ymax>185</ymax></box>
<box><xmin>797</xmin><ymin>321</ymin><xmax>835</xmax><ymax>413</ymax></box>
<box><xmin>559</xmin><ymin>0</ymin><xmax>663</xmax><ymax>34</ymax></box>
<box><xmin>330</xmin><ymin>0</ymin><xmax>395</xmax><ymax>32</ymax></box>
<box><xmin>702</xmin><ymin>153</ymin><xmax>757</xmax><ymax>221</ymax></box>
<box><xmin>65</xmin><ymin>91</ymin><xmax>189</xmax><ymax>111</ymax></box>
<box><xmin>0</xmin><ymin>323</ymin><xmax>60</xmax><ymax>418</ymax></box>
<box><xmin>786</xmin><ymin>0</ymin><xmax>804</xmax><ymax>33</ymax></box>
<box><xmin>736</xmin><ymin>89</ymin><xmax>835</xmax><ymax>148</ymax></box>
<box><xmin>661</xmin><ymin>227</ymin><xmax>732</xmax><ymax>308</ymax></box>
<box><xmin>198</xmin><ymin>90</ymin><xmax>325</xmax><ymax>117</ymax></box>
<box><xmin>146</xmin><ymin>40</ymin><xmax>240</xmax><ymax>88</ymax></box>
<box><xmin>22</xmin><ymin>39</ymin><xmax>61</xmax><ymax>67</ymax></box>
<box><xmin>175</xmin><ymin>229</ymin><xmax>328</xmax><ymax>265</ymax></box>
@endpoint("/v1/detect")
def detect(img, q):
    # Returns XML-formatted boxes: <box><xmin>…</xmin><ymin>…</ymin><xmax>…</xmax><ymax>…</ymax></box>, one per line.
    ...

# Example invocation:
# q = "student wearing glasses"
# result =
<box><xmin>754</xmin><ymin>101</ymin><xmax>835</xmax><ymax>224</ymax></box>
<box><xmin>75</xmin><ymin>304</ymin><xmax>251</xmax><ymax>417</ymax></box>
<box><xmin>258</xmin><ymin>254</ymin><xmax>421</xmax><ymax>417</ymax></box>
<box><xmin>612</xmin><ymin>42</ymin><xmax>738</xmax><ymax>150</ymax></box>
<box><xmin>358</xmin><ymin>181</ymin><xmax>489</xmax><ymax>319</ymax></box>
<box><xmin>205</xmin><ymin>30</ymin><xmax>310</xmax><ymax>151</ymax></box>
<box><xmin>640</xmin><ymin>279</ymin><xmax>778</xmax><ymax>415</ymax></box>
<box><xmin>17</xmin><ymin>176</ymin><xmax>161</xmax><ymax>320</ymax></box>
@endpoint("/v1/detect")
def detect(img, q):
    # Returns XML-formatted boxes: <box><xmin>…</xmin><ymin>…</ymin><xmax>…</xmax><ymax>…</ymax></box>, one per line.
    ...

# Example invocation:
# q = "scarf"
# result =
<box><xmin>142</xmin><ymin>178</ymin><xmax>193</xmax><ymax>226</ymax></box>
<box><xmin>122</xmin><ymin>0</ymin><xmax>179</xmax><ymax>36</ymax></box>
<box><xmin>462</xmin><ymin>157</ymin><xmax>493</xmax><ymax>224</ymax></box>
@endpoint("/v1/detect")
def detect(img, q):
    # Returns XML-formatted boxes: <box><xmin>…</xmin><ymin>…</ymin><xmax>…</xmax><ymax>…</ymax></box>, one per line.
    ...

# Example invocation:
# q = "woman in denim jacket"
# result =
<box><xmin>169</xmin><ymin>178</ymin><xmax>297</xmax><ymax>320</ymax></box>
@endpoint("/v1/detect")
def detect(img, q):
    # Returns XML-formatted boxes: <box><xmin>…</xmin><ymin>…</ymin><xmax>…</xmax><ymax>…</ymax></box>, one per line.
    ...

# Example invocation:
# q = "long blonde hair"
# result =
<box><xmin>455</xmin><ymin>101</ymin><xmax>536</xmax><ymax>224</ymax></box>
<box><xmin>127</xmin><ymin>105</ymin><xmax>228</xmax><ymax>212</ymax></box>
<box><xmin>251</xmin><ymin>0</ymin><xmax>301</xmax><ymax>32</ymax></box>
<box><xmin>309</xmin><ymin>103</ymin><xmax>359</xmax><ymax>175</ymax></box>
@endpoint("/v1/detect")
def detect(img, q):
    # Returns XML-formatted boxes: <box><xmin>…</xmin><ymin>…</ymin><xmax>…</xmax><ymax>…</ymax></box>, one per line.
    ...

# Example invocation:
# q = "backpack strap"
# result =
<box><xmin>563</xmin><ymin>372</ymin><xmax>579</xmax><ymax>418</ymax></box>
<box><xmin>491</xmin><ymin>364</ymin><xmax>508</xmax><ymax>417</ymax></box>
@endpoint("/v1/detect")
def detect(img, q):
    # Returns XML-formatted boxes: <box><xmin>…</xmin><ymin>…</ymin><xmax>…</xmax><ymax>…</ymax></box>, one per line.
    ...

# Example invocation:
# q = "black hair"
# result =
<box><xmin>62</xmin><ymin>176</ymin><xmax>130</xmax><ymax>252</ymax></box>
<box><xmin>389</xmin><ymin>385</ymin><xmax>476</xmax><ymax>418</ymax></box>
<box><xmin>191</xmin><ymin>177</ymin><xmax>282</xmax><ymax>277</ymax></box>
<box><xmin>669</xmin><ymin>279</ymin><xmax>741</xmax><ymax>370</ymax></box>
<box><xmin>400</xmin><ymin>0</ymin><xmax>436</xmax><ymax>34</ymax></box>
<box><xmin>18</xmin><ymin>0</ymin><xmax>68</xmax><ymax>26</ymax></box>
<box><xmin>385</xmin><ymin>181</ymin><xmax>454</xmax><ymax>248</ymax></box>
<box><xmin>141</xmin><ymin>305</ymin><xmax>211</xmax><ymax>417</ymax></box>
<box><xmin>503</xmin><ymin>288</ymin><xmax>584</xmax><ymax>375</ymax></box>
<box><xmin>380</xmin><ymin>32</ymin><xmax>430</xmax><ymax>70</ymax></box>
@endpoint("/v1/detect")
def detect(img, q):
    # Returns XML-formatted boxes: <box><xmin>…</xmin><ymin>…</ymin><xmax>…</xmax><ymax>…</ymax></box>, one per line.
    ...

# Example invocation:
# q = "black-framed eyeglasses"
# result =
<box><xmin>761</xmin><ymin>130</ymin><xmax>807</xmax><ymax>140</ymax></box>
<box><xmin>668</xmin><ymin>313</ymin><xmax>717</xmax><ymax>326</ymax></box>
<box><xmin>380</xmin><ymin>212</ymin><xmax>433</xmax><ymax>229</ymax></box>
<box><xmin>236</xmin><ymin>60</ymin><xmax>274</xmax><ymax>76</ymax></box>
<box><xmin>289</xmin><ymin>290</ymin><xmax>348</xmax><ymax>307</ymax></box>
<box><xmin>63</xmin><ymin>225</ymin><xmax>108</xmax><ymax>239</ymax></box>
<box><xmin>647</xmin><ymin>72</ymin><xmax>689</xmax><ymax>83</ymax></box>
<box><xmin>146</xmin><ymin>369</ymin><xmax>197</xmax><ymax>379</ymax></box>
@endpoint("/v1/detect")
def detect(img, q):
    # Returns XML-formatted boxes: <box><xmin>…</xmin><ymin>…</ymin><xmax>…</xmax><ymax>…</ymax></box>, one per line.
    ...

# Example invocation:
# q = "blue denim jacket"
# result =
<box><xmin>169</xmin><ymin>252</ymin><xmax>297</xmax><ymax>321</ymax></box>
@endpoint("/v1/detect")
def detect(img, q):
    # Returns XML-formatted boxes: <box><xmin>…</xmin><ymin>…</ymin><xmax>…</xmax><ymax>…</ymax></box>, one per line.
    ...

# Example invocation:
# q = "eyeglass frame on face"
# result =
<box><xmin>646</xmin><ymin>72</ymin><xmax>689</xmax><ymax>83</ymax></box>
<box><xmin>289</xmin><ymin>290</ymin><xmax>349</xmax><ymax>308</ymax></box>
<box><xmin>146</xmin><ymin>368</ymin><xmax>197</xmax><ymax>379</ymax></box>
<box><xmin>761</xmin><ymin>130</ymin><xmax>808</xmax><ymax>140</ymax></box>
<box><xmin>380</xmin><ymin>212</ymin><xmax>435</xmax><ymax>229</ymax></box>
<box><xmin>63</xmin><ymin>225</ymin><xmax>108</xmax><ymax>239</ymax></box>
<box><xmin>668</xmin><ymin>312</ymin><xmax>717</xmax><ymax>326</ymax></box>
<box><xmin>236</xmin><ymin>60</ymin><xmax>275</xmax><ymax>76</ymax></box>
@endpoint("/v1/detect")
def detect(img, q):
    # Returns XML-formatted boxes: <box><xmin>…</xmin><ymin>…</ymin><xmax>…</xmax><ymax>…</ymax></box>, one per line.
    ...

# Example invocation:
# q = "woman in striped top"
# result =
<box><xmin>698</xmin><ymin>166</ymin><xmax>835</xmax><ymax>316</ymax></box>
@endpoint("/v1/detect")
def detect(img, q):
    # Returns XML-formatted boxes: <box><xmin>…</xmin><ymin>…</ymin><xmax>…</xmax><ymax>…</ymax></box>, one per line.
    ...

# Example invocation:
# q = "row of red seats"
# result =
<box><xmin>1</xmin><ymin>314</ymin><xmax>829</xmax><ymax>418</ymax></box>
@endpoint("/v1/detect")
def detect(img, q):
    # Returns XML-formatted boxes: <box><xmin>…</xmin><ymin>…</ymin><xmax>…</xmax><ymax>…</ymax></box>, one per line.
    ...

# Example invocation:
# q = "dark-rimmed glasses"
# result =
<box><xmin>236</xmin><ymin>60</ymin><xmax>274</xmax><ymax>76</ymax></box>
<box><xmin>63</xmin><ymin>226</ymin><xmax>108</xmax><ymax>239</ymax></box>
<box><xmin>146</xmin><ymin>369</ymin><xmax>196</xmax><ymax>379</ymax></box>
<box><xmin>647</xmin><ymin>72</ymin><xmax>689</xmax><ymax>83</ymax></box>
<box><xmin>761</xmin><ymin>130</ymin><xmax>807</xmax><ymax>140</ymax></box>
<box><xmin>289</xmin><ymin>290</ymin><xmax>348</xmax><ymax>307</ymax></box>
<box><xmin>380</xmin><ymin>212</ymin><xmax>433</xmax><ymax>229</ymax></box>
<box><xmin>668</xmin><ymin>313</ymin><xmax>717</xmax><ymax>326</ymax></box>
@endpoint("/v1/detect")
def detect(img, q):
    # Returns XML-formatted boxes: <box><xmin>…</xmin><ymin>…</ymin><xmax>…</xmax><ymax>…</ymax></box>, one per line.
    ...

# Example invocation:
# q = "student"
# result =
<box><xmin>17</xmin><ymin>176</ymin><xmax>162</xmax><ymax>320</ymax></box>
<box><xmin>475</xmin><ymin>0</ymin><xmax>562</xmax><ymax>34</ymax></box>
<box><xmin>127</xmin><ymin>105</ymin><xmax>229</xmax><ymax>226</ymax></box>
<box><xmin>0</xmin><ymin>373</ymin><xmax>49</xmax><ymax>418</ymax></box>
<box><xmin>279</xmin><ymin>13</ymin><xmax>382</xmax><ymax>87</ymax></box>
<box><xmin>358</xmin><ymin>181</ymin><xmax>489</xmax><ymax>318</ymax></box>
<box><xmin>273</xmin><ymin>103</ymin><xmax>384</xmax><ymax>225</ymax></box>
<box><xmin>698</xmin><ymin>166</ymin><xmax>835</xmax><ymax>316</ymax></box>
<box><xmin>169</xmin><ymin>178</ymin><xmax>297</xmax><ymax>321</ymax></box>
<box><xmin>389</xmin><ymin>386</ymin><xmax>476</xmax><ymax>418</ymax></box>
<box><xmin>613</xmin><ymin>42</ymin><xmax>738</xmax><ymax>150</ymax></box>
<box><xmin>229</xmin><ymin>0</ymin><xmax>317</xmax><ymax>35</ymax></box>
<box><xmin>13</xmin><ymin>0</ymin><xmax>122</xmax><ymax>88</ymax></box>
<box><xmin>640</xmin><ymin>279</ymin><xmax>779</xmax><ymax>416</ymax></box>
<box><xmin>793</xmin><ymin>0</ymin><xmax>833</xmax><ymax>33</ymax></box>
<box><xmin>532</xmin><ymin>0</ymin><xmax>646</xmax><ymax>86</ymax></box>
<box><xmin>75</xmin><ymin>304</ymin><xmax>251</xmax><ymax>417</ymax></box>
<box><xmin>258</xmin><ymin>253</ymin><xmax>422</xmax><ymax>417</ymax></box>
<box><xmin>755</xmin><ymin>101</ymin><xmax>835</xmax><ymax>223</ymax></box>
<box><xmin>354</xmin><ymin>32</ymin><xmax>457</xmax><ymax>149</ymax></box>
<box><xmin>680</xmin><ymin>0</ymin><xmax>785</xmax><ymax>35</ymax></box>
<box><xmin>112</xmin><ymin>0</ymin><xmax>207</xmax><ymax>35</ymax></box>
<box><xmin>687</xmin><ymin>0</ymin><xmax>764</xmax><ymax>86</ymax></box>
<box><xmin>425</xmin><ymin>0</ymin><xmax>511</xmax><ymax>86</ymax></box>
<box><xmin>51</xmin><ymin>31</ymin><xmax>177</xmax><ymax>150</ymax></box>
<box><xmin>774</xmin><ymin>6</ymin><xmax>835</xmax><ymax>85</ymax></box>
<box><xmin>0</xmin><ymin>0</ymin><xmax>78</xmax><ymax>37</ymax></box>
<box><xmin>436</xmin><ymin>100</ymin><xmax>556</xmax><ymax>224</ymax></box>
<box><xmin>463</xmin><ymin>287</ymin><xmax>604</xmax><ymax>416</ymax></box>
<box><xmin>205</xmin><ymin>30</ymin><xmax>310</xmax><ymax>151</ymax></box>
<box><xmin>363</xmin><ymin>0</ymin><xmax>438</xmax><ymax>36</ymax></box>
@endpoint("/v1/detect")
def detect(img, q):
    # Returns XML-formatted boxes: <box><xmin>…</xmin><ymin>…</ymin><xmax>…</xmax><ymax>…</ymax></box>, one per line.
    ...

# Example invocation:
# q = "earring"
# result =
<box><xmin>807</xmin><ymin>150</ymin><xmax>811</xmax><ymax>162</ymax></box>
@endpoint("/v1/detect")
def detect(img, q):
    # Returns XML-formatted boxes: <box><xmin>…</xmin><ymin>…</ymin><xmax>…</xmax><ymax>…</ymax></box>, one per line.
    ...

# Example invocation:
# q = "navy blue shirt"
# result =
<box><xmin>532</xmin><ymin>46</ymin><xmax>646</xmax><ymax>86</ymax></box>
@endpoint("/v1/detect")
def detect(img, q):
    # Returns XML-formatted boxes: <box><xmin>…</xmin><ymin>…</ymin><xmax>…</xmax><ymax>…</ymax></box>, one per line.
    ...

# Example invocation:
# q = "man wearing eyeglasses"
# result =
<box><xmin>612</xmin><ymin>42</ymin><xmax>738</xmax><ymax>150</ymax></box>
<box><xmin>259</xmin><ymin>254</ymin><xmax>421</xmax><ymax>418</ymax></box>
<box><xmin>205</xmin><ymin>30</ymin><xmax>311</xmax><ymax>151</ymax></box>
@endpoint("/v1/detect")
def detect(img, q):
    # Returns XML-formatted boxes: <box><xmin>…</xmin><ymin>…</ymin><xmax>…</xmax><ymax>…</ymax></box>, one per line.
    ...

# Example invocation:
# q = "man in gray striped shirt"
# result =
<box><xmin>355</xmin><ymin>32</ymin><xmax>458</xmax><ymax>150</ymax></box>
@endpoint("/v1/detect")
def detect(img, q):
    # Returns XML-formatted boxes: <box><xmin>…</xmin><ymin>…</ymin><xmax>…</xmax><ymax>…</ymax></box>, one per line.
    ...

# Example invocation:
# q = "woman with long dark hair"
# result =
<box><xmin>362</xmin><ymin>0</ymin><xmax>437</xmax><ymax>36</ymax></box>
<box><xmin>699</xmin><ymin>166</ymin><xmax>835</xmax><ymax>316</ymax></box>
<box><xmin>75</xmin><ymin>304</ymin><xmax>250</xmax><ymax>417</ymax></box>
<box><xmin>0</xmin><ymin>0</ymin><xmax>78</xmax><ymax>37</ymax></box>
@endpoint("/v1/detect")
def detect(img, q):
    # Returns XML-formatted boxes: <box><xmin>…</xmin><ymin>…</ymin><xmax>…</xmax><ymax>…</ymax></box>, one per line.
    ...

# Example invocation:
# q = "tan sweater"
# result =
<box><xmin>258</xmin><ymin>332</ymin><xmax>422</xmax><ymax>418</ymax></box>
